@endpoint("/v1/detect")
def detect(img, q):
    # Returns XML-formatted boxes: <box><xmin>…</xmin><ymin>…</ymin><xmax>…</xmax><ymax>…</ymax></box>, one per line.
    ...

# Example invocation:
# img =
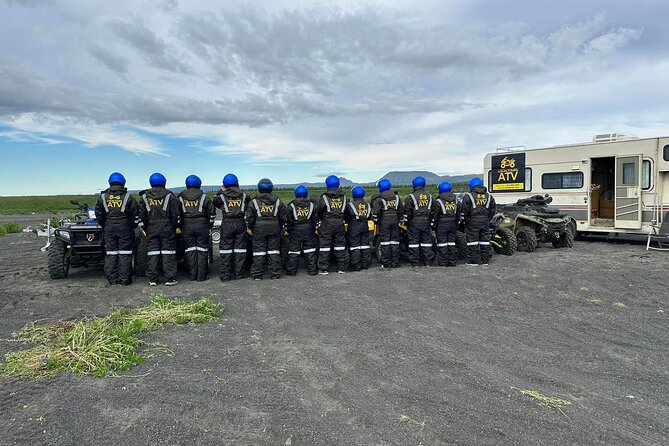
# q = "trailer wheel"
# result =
<box><xmin>47</xmin><ymin>239</ymin><xmax>70</xmax><ymax>279</ymax></box>
<box><xmin>516</xmin><ymin>226</ymin><xmax>538</xmax><ymax>252</ymax></box>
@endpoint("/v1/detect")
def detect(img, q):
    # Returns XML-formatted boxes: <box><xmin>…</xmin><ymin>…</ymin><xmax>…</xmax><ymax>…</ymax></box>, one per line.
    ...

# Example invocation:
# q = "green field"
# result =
<box><xmin>0</xmin><ymin>183</ymin><xmax>468</xmax><ymax>215</ymax></box>
<box><xmin>0</xmin><ymin>195</ymin><xmax>100</xmax><ymax>215</ymax></box>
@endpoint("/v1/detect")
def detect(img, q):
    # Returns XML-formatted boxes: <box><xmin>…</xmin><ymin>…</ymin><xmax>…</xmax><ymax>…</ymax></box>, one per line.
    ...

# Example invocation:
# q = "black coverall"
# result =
<box><xmin>372</xmin><ymin>191</ymin><xmax>402</xmax><ymax>268</ymax></box>
<box><xmin>178</xmin><ymin>188</ymin><xmax>216</xmax><ymax>281</ymax></box>
<box><xmin>95</xmin><ymin>185</ymin><xmax>139</xmax><ymax>285</ymax></box>
<box><xmin>461</xmin><ymin>185</ymin><xmax>497</xmax><ymax>264</ymax></box>
<box><xmin>138</xmin><ymin>187</ymin><xmax>181</xmax><ymax>282</ymax></box>
<box><xmin>431</xmin><ymin>192</ymin><xmax>460</xmax><ymax>266</ymax></box>
<box><xmin>316</xmin><ymin>188</ymin><xmax>349</xmax><ymax>272</ymax></box>
<box><xmin>345</xmin><ymin>198</ymin><xmax>372</xmax><ymax>271</ymax></box>
<box><xmin>286</xmin><ymin>197</ymin><xmax>318</xmax><ymax>276</ymax></box>
<box><xmin>245</xmin><ymin>193</ymin><xmax>286</xmax><ymax>279</ymax></box>
<box><xmin>403</xmin><ymin>188</ymin><xmax>435</xmax><ymax>266</ymax></box>
<box><xmin>213</xmin><ymin>187</ymin><xmax>250</xmax><ymax>281</ymax></box>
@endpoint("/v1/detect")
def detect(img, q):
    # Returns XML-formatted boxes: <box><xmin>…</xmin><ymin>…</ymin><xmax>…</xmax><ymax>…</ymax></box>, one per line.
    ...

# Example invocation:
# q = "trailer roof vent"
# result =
<box><xmin>593</xmin><ymin>133</ymin><xmax>638</xmax><ymax>143</ymax></box>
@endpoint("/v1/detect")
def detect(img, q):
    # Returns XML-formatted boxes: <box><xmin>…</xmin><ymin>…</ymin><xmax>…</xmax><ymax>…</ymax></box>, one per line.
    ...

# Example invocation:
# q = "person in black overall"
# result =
<box><xmin>371</xmin><ymin>178</ymin><xmax>402</xmax><ymax>268</ymax></box>
<box><xmin>245</xmin><ymin>178</ymin><xmax>286</xmax><ymax>280</ymax></box>
<box><xmin>461</xmin><ymin>177</ymin><xmax>496</xmax><ymax>265</ymax></box>
<box><xmin>95</xmin><ymin>172</ymin><xmax>139</xmax><ymax>285</ymax></box>
<box><xmin>316</xmin><ymin>175</ymin><xmax>349</xmax><ymax>275</ymax></box>
<box><xmin>138</xmin><ymin>172</ymin><xmax>181</xmax><ymax>286</ymax></box>
<box><xmin>213</xmin><ymin>173</ymin><xmax>250</xmax><ymax>281</ymax></box>
<box><xmin>431</xmin><ymin>181</ymin><xmax>460</xmax><ymax>267</ymax></box>
<box><xmin>403</xmin><ymin>176</ymin><xmax>435</xmax><ymax>267</ymax></box>
<box><xmin>285</xmin><ymin>185</ymin><xmax>318</xmax><ymax>276</ymax></box>
<box><xmin>345</xmin><ymin>185</ymin><xmax>372</xmax><ymax>271</ymax></box>
<box><xmin>178</xmin><ymin>175</ymin><xmax>216</xmax><ymax>281</ymax></box>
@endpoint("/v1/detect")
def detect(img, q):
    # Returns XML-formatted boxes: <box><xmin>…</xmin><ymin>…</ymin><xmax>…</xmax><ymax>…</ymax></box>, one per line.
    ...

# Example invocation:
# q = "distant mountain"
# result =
<box><xmin>377</xmin><ymin>171</ymin><xmax>481</xmax><ymax>185</ymax></box>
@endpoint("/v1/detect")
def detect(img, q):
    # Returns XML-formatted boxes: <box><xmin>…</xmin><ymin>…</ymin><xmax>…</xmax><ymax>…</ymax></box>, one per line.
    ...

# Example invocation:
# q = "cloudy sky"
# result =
<box><xmin>1</xmin><ymin>0</ymin><xmax>667</xmax><ymax>195</ymax></box>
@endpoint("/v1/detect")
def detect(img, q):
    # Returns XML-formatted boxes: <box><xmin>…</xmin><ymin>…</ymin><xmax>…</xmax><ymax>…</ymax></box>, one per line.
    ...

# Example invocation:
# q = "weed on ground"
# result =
<box><xmin>512</xmin><ymin>387</ymin><xmax>572</xmax><ymax>416</ymax></box>
<box><xmin>0</xmin><ymin>293</ymin><xmax>224</xmax><ymax>379</ymax></box>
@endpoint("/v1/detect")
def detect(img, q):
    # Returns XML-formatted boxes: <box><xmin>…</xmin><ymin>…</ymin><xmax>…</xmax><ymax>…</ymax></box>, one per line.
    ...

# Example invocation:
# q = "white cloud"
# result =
<box><xmin>0</xmin><ymin>0</ymin><xmax>665</xmax><ymax>180</ymax></box>
<box><xmin>6</xmin><ymin>114</ymin><xmax>166</xmax><ymax>155</ymax></box>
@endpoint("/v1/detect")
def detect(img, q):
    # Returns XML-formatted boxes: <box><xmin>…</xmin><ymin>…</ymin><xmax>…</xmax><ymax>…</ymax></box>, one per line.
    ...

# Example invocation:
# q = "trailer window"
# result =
<box><xmin>541</xmin><ymin>172</ymin><xmax>583</xmax><ymax>189</ymax></box>
<box><xmin>622</xmin><ymin>163</ymin><xmax>636</xmax><ymax>185</ymax></box>
<box><xmin>642</xmin><ymin>160</ymin><xmax>651</xmax><ymax>190</ymax></box>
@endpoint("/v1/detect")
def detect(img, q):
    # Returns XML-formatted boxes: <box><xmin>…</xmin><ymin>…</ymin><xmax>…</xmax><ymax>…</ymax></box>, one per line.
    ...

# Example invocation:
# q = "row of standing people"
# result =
<box><xmin>95</xmin><ymin>172</ymin><xmax>496</xmax><ymax>286</ymax></box>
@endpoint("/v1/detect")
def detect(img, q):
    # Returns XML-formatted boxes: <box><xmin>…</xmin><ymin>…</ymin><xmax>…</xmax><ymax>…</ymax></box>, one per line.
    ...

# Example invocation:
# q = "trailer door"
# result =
<box><xmin>614</xmin><ymin>155</ymin><xmax>643</xmax><ymax>229</ymax></box>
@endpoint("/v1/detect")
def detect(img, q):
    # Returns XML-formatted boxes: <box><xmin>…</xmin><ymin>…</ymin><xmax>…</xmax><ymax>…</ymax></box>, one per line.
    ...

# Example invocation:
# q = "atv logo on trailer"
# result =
<box><xmin>491</xmin><ymin>153</ymin><xmax>526</xmax><ymax>192</ymax></box>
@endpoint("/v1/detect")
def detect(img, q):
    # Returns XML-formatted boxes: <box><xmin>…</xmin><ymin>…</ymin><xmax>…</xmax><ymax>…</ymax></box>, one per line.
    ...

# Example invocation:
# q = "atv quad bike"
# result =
<box><xmin>493</xmin><ymin>195</ymin><xmax>575</xmax><ymax>252</ymax></box>
<box><xmin>47</xmin><ymin>200</ymin><xmax>105</xmax><ymax>279</ymax></box>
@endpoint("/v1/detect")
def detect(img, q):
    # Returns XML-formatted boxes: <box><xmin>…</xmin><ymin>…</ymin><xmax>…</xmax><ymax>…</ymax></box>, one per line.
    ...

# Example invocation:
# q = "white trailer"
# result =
<box><xmin>483</xmin><ymin>134</ymin><xmax>669</xmax><ymax>238</ymax></box>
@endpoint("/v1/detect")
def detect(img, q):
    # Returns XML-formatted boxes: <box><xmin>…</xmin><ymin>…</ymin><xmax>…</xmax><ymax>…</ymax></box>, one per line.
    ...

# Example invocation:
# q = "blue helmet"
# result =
<box><xmin>258</xmin><ymin>178</ymin><xmax>273</xmax><ymax>193</ymax></box>
<box><xmin>438</xmin><ymin>181</ymin><xmax>452</xmax><ymax>194</ymax></box>
<box><xmin>378</xmin><ymin>178</ymin><xmax>391</xmax><ymax>192</ymax></box>
<box><xmin>223</xmin><ymin>173</ymin><xmax>239</xmax><ymax>187</ymax></box>
<box><xmin>412</xmin><ymin>176</ymin><xmax>426</xmax><ymax>189</ymax></box>
<box><xmin>185</xmin><ymin>174</ymin><xmax>202</xmax><ymax>189</ymax></box>
<box><xmin>352</xmin><ymin>185</ymin><xmax>366</xmax><ymax>199</ymax></box>
<box><xmin>325</xmin><ymin>175</ymin><xmax>340</xmax><ymax>189</ymax></box>
<box><xmin>294</xmin><ymin>184</ymin><xmax>308</xmax><ymax>198</ymax></box>
<box><xmin>108</xmin><ymin>172</ymin><xmax>126</xmax><ymax>186</ymax></box>
<box><xmin>468</xmin><ymin>177</ymin><xmax>483</xmax><ymax>191</ymax></box>
<box><xmin>149</xmin><ymin>172</ymin><xmax>167</xmax><ymax>187</ymax></box>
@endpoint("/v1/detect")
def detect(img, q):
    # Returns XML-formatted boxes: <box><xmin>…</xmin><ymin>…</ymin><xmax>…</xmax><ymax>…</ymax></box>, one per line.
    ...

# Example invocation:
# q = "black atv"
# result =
<box><xmin>47</xmin><ymin>200</ymin><xmax>105</xmax><ymax>279</ymax></box>
<box><xmin>494</xmin><ymin>195</ymin><xmax>575</xmax><ymax>252</ymax></box>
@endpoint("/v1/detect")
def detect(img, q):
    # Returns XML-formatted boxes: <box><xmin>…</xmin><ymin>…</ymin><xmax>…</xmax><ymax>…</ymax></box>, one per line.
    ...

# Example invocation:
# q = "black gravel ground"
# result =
<box><xmin>0</xmin><ymin>231</ymin><xmax>667</xmax><ymax>445</ymax></box>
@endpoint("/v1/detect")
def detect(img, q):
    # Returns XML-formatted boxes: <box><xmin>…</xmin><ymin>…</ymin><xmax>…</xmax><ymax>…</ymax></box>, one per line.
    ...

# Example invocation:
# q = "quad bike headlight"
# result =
<box><xmin>211</xmin><ymin>230</ymin><xmax>220</xmax><ymax>243</ymax></box>
<box><xmin>56</xmin><ymin>229</ymin><xmax>70</xmax><ymax>240</ymax></box>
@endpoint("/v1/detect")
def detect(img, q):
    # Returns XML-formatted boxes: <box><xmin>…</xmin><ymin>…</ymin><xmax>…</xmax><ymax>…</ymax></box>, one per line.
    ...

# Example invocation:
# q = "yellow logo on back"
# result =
<box><xmin>107</xmin><ymin>194</ymin><xmax>122</xmax><ymax>208</ymax></box>
<box><xmin>296</xmin><ymin>207</ymin><xmax>310</xmax><ymax>217</ymax></box>
<box><xmin>475</xmin><ymin>194</ymin><xmax>487</xmax><ymax>206</ymax></box>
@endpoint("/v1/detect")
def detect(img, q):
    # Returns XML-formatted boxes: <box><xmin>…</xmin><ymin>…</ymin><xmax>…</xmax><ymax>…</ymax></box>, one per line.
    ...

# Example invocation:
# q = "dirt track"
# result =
<box><xmin>0</xmin><ymin>231</ymin><xmax>668</xmax><ymax>445</ymax></box>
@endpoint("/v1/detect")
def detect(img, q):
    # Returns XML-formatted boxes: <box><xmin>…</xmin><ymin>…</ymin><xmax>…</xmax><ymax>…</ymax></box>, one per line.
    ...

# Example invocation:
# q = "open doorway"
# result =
<box><xmin>590</xmin><ymin>157</ymin><xmax>615</xmax><ymax>226</ymax></box>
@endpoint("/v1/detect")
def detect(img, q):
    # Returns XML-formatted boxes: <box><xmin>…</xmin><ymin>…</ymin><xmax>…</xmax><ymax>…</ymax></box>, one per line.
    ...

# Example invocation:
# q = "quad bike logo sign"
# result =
<box><xmin>86</xmin><ymin>233</ymin><xmax>95</xmax><ymax>242</ymax></box>
<box><xmin>491</xmin><ymin>153</ymin><xmax>526</xmax><ymax>192</ymax></box>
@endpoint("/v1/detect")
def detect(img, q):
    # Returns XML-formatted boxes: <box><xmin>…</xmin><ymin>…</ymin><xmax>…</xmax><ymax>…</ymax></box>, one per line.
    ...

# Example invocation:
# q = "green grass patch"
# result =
<box><xmin>0</xmin><ymin>195</ymin><xmax>99</xmax><ymax>215</ymax></box>
<box><xmin>512</xmin><ymin>387</ymin><xmax>572</xmax><ymax>414</ymax></box>
<box><xmin>0</xmin><ymin>222</ymin><xmax>23</xmax><ymax>237</ymax></box>
<box><xmin>0</xmin><ymin>293</ymin><xmax>224</xmax><ymax>379</ymax></box>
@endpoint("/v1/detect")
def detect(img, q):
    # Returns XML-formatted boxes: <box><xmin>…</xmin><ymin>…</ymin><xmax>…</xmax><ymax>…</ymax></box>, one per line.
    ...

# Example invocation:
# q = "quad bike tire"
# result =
<box><xmin>492</xmin><ymin>227</ymin><xmax>517</xmax><ymax>256</ymax></box>
<box><xmin>47</xmin><ymin>239</ymin><xmax>70</xmax><ymax>279</ymax></box>
<box><xmin>516</xmin><ymin>226</ymin><xmax>538</xmax><ymax>252</ymax></box>
<box><xmin>455</xmin><ymin>231</ymin><xmax>467</xmax><ymax>260</ymax></box>
<box><xmin>134</xmin><ymin>238</ymin><xmax>148</xmax><ymax>277</ymax></box>
<box><xmin>552</xmin><ymin>225</ymin><xmax>574</xmax><ymax>249</ymax></box>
